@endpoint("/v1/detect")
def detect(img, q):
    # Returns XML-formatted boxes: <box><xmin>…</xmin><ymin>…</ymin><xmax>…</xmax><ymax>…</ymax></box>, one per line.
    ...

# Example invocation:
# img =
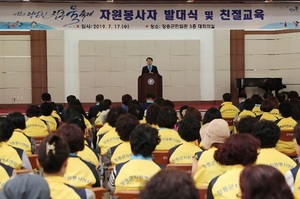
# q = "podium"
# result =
<box><xmin>138</xmin><ymin>73</ymin><xmax>162</xmax><ymax>103</ymax></box>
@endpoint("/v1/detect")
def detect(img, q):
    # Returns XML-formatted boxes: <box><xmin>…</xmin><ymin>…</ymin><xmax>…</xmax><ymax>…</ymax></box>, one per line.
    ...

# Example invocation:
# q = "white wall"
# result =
<box><xmin>63</xmin><ymin>29</ymin><xmax>216</xmax><ymax>102</ymax></box>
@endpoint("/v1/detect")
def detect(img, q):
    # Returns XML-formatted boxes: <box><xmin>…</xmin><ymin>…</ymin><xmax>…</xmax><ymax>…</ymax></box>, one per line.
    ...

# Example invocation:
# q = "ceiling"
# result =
<box><xmin>4</xmin><ymin>0</ymin><xmax>300</xmax><ymax>3</ymax></box>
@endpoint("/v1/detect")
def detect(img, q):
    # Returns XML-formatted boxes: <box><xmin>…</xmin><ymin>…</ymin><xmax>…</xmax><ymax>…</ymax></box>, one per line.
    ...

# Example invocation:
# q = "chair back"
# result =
<box><xmin>197</xmin><ymin>186</ymin><xmax>207</xmax><ymax>199</ymax></box>
<box><xmin>280</xmin><ymin>130</ymin><xmax>294</xmax><ymax>142</ymax></box>
<box><xmin>91</xmin><ymin>187</ymin><xmax>107</xmax><ymax>199</ymax></box>
<box><xmin>152</xmin><ymin>150</ymin><xmax>169</xmax><ymax>166</ymax></box>
<box><xmin>166</xmin><ymin>163</ymin><xmax>192</xmax><ymax>175</ymax></box>
<box><xmin>114</xmin><ymin>191</ymin><xmax>140</xmax><ymax>199</ymax></box>
<box><xmin>28</xmin><ymin>154</ymin><xmax>38</xmax><ymax>170</ymax></box>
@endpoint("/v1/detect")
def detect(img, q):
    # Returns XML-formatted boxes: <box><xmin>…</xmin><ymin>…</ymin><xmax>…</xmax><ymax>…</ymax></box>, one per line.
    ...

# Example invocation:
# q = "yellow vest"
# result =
<box><xmin>0</xmin><ymin>163</ymin><xmax>14</xmax><ymax>190</ymax></box>
<box><xmin>40</xmin><ymin>115</ymin><xmax>57</xmax><ymax>132</ymax></box>
<box><xmin>169</xmin><ymin>141</ymin><xmax>202</xmax><ymax>164</ymax></box>
<box><xmin>156</xmin><ymin>128</ymin><xmax>183</xmax><ymax>151</ymax></box>
<box><xmin>8</xmin><ymin>129</ymin><xmax>32</xmax><ymax>155</ymax></box>
<box><xmin>220</xmin><ymin>102</ymin><xmax>239</xmax><ymax>118</ymax></box>
<box><xmin>276</xmin><ymin>117</ymin><xmax>297</xmax><ymax>153</ymax></box>
<box><xmin>290</xmin><ymin>164</ymin><xmax>300</xmax><ymax>199</ymax></box>
<box><xmin>237</xmin><ymin>110</ymin><xmax>256</xmax><ymax>121</ymax></box>
<box><xmin>110</xmin><ymin>142</ymin><xmax>132</xmax><ymax>166</ymax></box>
<box><xmin>252</xmin><ymin>105</ymin><xmax>262</xmax><ymax>116</ymax></box>
<box><xmin>98</xmin><ymin>128</ymin><xmax>121</xmax><ymax>156</ymax></box>
<box><xmin>0</xmin><ymin>142</ymin><xmax>23</xmax><ymax>170</ymax></box>
<box><xmin>24</xmin><ymin>117</ymin><xmax>49</xmax><ymax>137</ymax></box>
<box><xmin>77</xmin><ymin>145</ymin><xmax>99</xmax><ymax>169</ymax></box>
<box><xmin>45</xmin><ymin>176</ymin><xmax>81</xmax><ymax>199</ymax></box>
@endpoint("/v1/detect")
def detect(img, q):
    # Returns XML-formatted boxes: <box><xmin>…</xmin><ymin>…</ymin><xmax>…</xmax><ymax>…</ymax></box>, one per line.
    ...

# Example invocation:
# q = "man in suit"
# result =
<box><xmin>142</xmin><ymin>57</ymin><xmax>159</xmax><ymax>74</ymax></box>
<box><xmin>88</xmin><ymin>94</ymin><xmax>104</xmax><ymax>120</ymax></box>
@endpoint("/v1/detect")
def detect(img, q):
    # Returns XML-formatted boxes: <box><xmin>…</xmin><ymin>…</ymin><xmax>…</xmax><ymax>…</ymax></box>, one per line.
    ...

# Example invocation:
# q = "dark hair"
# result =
<box><xmin>157</xmin><ymin>107</ymin><xmax>177</xmax><ymax>128</ymax></box>
<box><xmin>238</xmin><ymin>93</ymin><xmax>247</xmax><ymax>99</ymax></box>
<box><xmin>288</xmin><ymin>90</ymin><xmax>299</xmax><ymax>100</ymax></box>
<box><xmin>146</xmin><ymin>57</ymin><xmax>153</xmax><ymax>61</ymax></box>
<box><xmin>41</xmin><ymin>92</ymin><xmax>51</xmax><ymax>101</ymax></box>
<box><xmin>130</xmin><ymin>124</ymin><xmax>160</xmax><ymax>157</ymax></box>
<box><xmin>178</xmin><ymin>116</ymin><xmax>200</xmax><ymax>142</ymax></box>
<box><xmin>106</xmin><ymin>107</ymin><xmax>127</xmax><ymax>127</ymax></box>
<box><xmin>260</xmin><ymin>100</ymin><xmax>273</xmax><ymax>112</ymax></box>
<box><xmin>101</xmin><ymin>99</ymin><xmax>112</xmax><ymax>111</ymax></box>
<box><xmin>0</xmin><ymin>117</ymin><xmax>14</xmax><ymax>142</ymax></box>
<box><xmin>293</xmin><ymin>122</ymin><xmax>300</xmax><ymax>146</ymax></box>
<box><xmin>222</xmin><ymin>93</ymin><xmax>232</xmax><ymax>102</ymax></box>
<box><xmin>185</xmin><ymin>107</ymin><xmax>202</xmax><ymax>122</ymax></box>
<box><xmin>122</xmin><ymin>94</ymin><xmax>132</xmax><ymax>106</ymax></box>
<box><xmin>252</xmin><ymin>120</ymin><xmax>280</xmax><ymax>148</ymax></box>
<box><xmin>240</xmin><ymin>165</ymin><xmax>293</xmax><ymax>199</ymax></box>
<box><xmin>66</xmin><ymin>95</ymin><xmax>76</xmax><ymax>105</ymax></box>
<box><xmin>154</xmin><ymin>97</ymin><xmax>165</xmax><ymax>106</ymax></box>
<box><xmin>128</xmin><ymin>104</ymin><xmax>144</xmax><ymax>120</ymax></box>
<box><xmin>96</xmin><ymin>94</ymin><xmax>104</xmax><ymax>102</ymax></box>
<box><xmin>202</xmin><ymin>107</ymin><xmax>222</xmax><ymax>125</ymax></box>
<box><xmin>6</xmin><ymin>112</ymin><xmax>26</xmax><ymax>130</ymax></box>
<box><xmin>26</xmin><ymin>105</ymin><xmax>41</xmax><ymax>117</ymax></box>
<box><xmin>251</xmin><ymin>94</ymin><xmax>263</xmax><ymax>104</ymax></box>
<box><xmin>243</xmin><ymin>99</ymin><xmax>255</xmax><ymax>111</ymax></box>
<box><xmin>161</xmin><ymin>99</ymin><xmax>175</xmax><ymax>108</ymax></box>
<box><xmin>56</xmin><ymin>124</ymin><xmax>84</xmax><ymax>153</ymax></box>
<box><xmin>65</xmin><ymin>114</ymin><xmax>86</xmax><ymax>133</ymax></box>
<box><xmin>179</xmin><ymin>105</ymin><xmax>189</xmax><ymax>119</ymax></box>
<box><xmin>38</xmin><ymin>134</ymin><xmax>69</xmax><ymax>174</ymax></box>
<box><xmin>146</xmin><ymin>103</ymin><xmax>161</xmax><ymax>125</ymax></box>
<box><xmin>140</xmin><ymin>169</ymin><xmax>199</xmax><ymax>199</ymax></box>
<box><xmin>68</xmin><ymin>99</ymin><xmax>88</xmax><ymax>119</ymax></box>
<box><xmin>214</xmin><ymin>134</ymin><xmax>260</xmax><ymax>166</ymax></box>
<box><xmin>116</xmin><ymin>114</ymin><xmax>139</xmax><ymax>141</ymax></box>
<box><xmin>263</xmin><ymin>92</ymin><xmax>273</xmax><ymax>100</ymax></box>
<box><xmin>40</xmin><ymin>102</ymin><xmax>53</xmax><ymax>116</ymax></box>
<box><xmin>146</xmin><ymin>94</ymin><xmax>155</xmax><ymax>99</ymax></box>
<box><xmin>268</xmin><ymin>96</ymin><xmax>279</xmax><ymax>109</ymax></box>
<box><xmin>290</xmin><ymin>99</ymin><xmax>300</xmax><ymax>121</ymax></box>
<box><xmin>279</xmin><ymin>101</ymin><xmax>293</xmax><ymax>118</ymax></box>
<box><xmin>276</xmin><ymin>93</ymin><xmax>286</xmax><ymax>103</ymax></box>
<box><xmin>50</xmin><ymin>102</ymin><xmax>58</xmax><ymax>111</ymax></box>
<box><xmin>236</xmin><ymin>116</ymin><xmax>258</xmax><ymax>134</ymax></box>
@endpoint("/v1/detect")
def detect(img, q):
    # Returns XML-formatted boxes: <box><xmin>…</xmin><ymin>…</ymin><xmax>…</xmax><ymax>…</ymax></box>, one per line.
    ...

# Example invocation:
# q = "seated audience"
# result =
<box><xmin>169</xmin><ymin>116</ymin><xmax>202</xmax><ymax>164</ymax></box>
<box><xmin>0</xmin><ymin>117</ymin><xmax>31</xmax><ymax>170</ymax></box>
<box><xmin>142</xmin><ymin>94</ymin><xmax>155</xmax><ymax>111</ymax></box>
<box><xmin>192</xmin><ymin>119</ymin><xmax>231</xmax><ymax>187</ymax></box>
<box><xmin>108</xmin><ymin>114</ymin><xmax>139</xmax><ymax>166</ymax></box>
<box><xmin>40</xmin><ymin>102</ymin><xmax>58</xmax><ymax>132</ymax></box>
<box><xmin>285</xmin><ymin>122</ymin><xmax>300</xmax><ymax>195</ymax></box>
<box><xmin>0</xmin><ymin>173</ymin><xmax>50</xmax><ymax>199</ymax></box>
<box><xmin>236</xmin><ymin>116</ymin><xmax>258</xmax><ymax>134</ymax></box>
<box><xmin>140</xmin><ymin>169</ymin><xmax>199</xmax><ymax>199</ymax></box>
<box><xmin>88</xmin><ymin>94</ymin><xmax>104</xmax><ymax>120</ymax></box>
<box><xmin>6</xmin><ymin>112</ymin><xmax>36</xmax><ymax>155</ymax></box>
<box><xmin>97</xmin><ymin>107</ymin><xmax>126</xmax><ymax>155</ymax></box>
<box><xmin>236</xmin><ymin>93</ymin><xmax>247</xmax><ymax>111</ymax></box>
<box><xmin>251</xmin><ymin>94</ymin><xmax>263</xmax><ymax>116</ymax></box>
<box><xmin>0</xmin><ymin>163</ymin><xmax>15</xmax><ymax>190</ymax></box>
<box><xmin>38</xmin><ymin>133</ymin><xmax>95</xmax><ymax>199</ymax></box>
<box><xmin>145</xmin><ymin>103</ymin><xmax>161</xmax><ymax>129</ymax></box>
<box><xmin>290</xmin><ymin>98</ymin><xmax>300</xmax><ymax>122</ymax></box>
<box><xmin>268</xmin><ymin>96</ymin><xmax>282</xmax><ymax>119</ymax></box>
<box><xmin>219</xmin><ymin>93</ymin><xmax>239</xmax><ymax>118</ymax></box>
<box><xmin>288</xmin><ymin>91</ymin><xmax>299</xmax><ymax>100</ymax></box>
<box><xmin>207</xmin><ymin>134</ymin><xmax>260</xmax><ymax>199</ymax></box>
<box><xmin>253</xmin><ymin>120</ymin><xmax>296</xmax><ymax>175</ymax></box>
<box><xmin>57</xmin><ymin>124</ymin><xmax>100</xmax><ymax>188</ymax></box>
<box><xmin>240</xmin><ymin>165</ymin><xmax>293</xmax><ymax>199</ymax></box>
<box><xmin>178</xmin><ymin>105</ymin><xmax>189</xmax><ymax>120</ymax></box>
<box><xmin>237</xmin><ymin>98</ymin><xmax>256</xmax><ymax>121</ymax></box>
<box><xmin>24</xmin><ymin>105</ymin><xmax>49</xmax><ymax>137</ymax></box>
<box><xmin>156</xmin><ymin>107</ymin><xmax>182</xmax><ymax>150</ymax></box>
<box><xmin>121</xmin><ymin>94</ymin><xmax>132</xmax><ymax>112</ymax></box>
<box><xmin>108</xmin><ymin>124</ymin><xmax>161</xmax><ymax>193</ymax></box>
<box><xmin>128</xmin><ymin>104</ymin><xmax>145</xmax><ymax>124</ymax></box>
<box><xmin>256</xmin><ymin>100</ymin><xmax>278</xmax><ymax>122</ymax></box>
<box><xmin>94</xmin><ymin>99</ymin><xmax>112</xmax><ymax>126</ymax></box>
<box><xmin>276</xmin><ymin>101</ymin><xmax>297</xmax><ymax>154</ymax></box>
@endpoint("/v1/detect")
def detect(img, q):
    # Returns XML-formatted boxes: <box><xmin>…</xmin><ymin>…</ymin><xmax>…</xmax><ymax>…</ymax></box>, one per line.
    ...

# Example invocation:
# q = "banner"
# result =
<box><xmin>0</xmin><ymin>3</ymin><xmax>300</xmax><ymax>30</ymax></box>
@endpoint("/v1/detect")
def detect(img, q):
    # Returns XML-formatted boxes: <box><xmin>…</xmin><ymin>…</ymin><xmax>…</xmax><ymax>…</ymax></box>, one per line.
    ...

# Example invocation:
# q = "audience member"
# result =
<box><xmin>268</xmin><ymin>96</ymin><xmax>282</xmax><ymax>119</ymax></box>
<box><xmin>108</xmin><ymin>114</ymin><xmax>139</xmax><ymax>166</ymax></box>
<box><xmin>88</xmin><ymin>94</ymin><xmax>104</xmax><ymax>120</ymax></box>
<box><xmin>179</xmin><ymin>105</ymin><xmax>189</xmax><ymax>120</ymax></box>
<box><xmin>61</xmin><ymin>95</ymin><xmax>76</xmax><ymax>122</ymax></box>
<box><xmin>128</xmin><ymin>104</ymin><xmax>145</xmax><ymax>123</ymax></box>
<box><xmin>237</xmin><ymin>98</ymin><xmax>256</xmax><ymax>121</ymax></box>
<box><xmin>142</xmin><ymin>94</ymin><xmax>155</xmax><ymax>111</ymax></box>
<box><xmin>108</xmin><ymin>124</ymin><xmax>161</xmax><ymax>193</ymax></box>
<box><xmin>240</xmin><ymin>165</ymin><xmax>293</xmax><ymax>199</ymax></box>
<box><xmin>41</xmin><ymin>92</ymin><xmax>52</xmax><ymax>103</ymax></box>
<box><xmin>263</xmin><ymin>92</ymin><xmax>273</xmax><ymax>100</ymax></box>
<box><xmin>50</xmin><ymin>102</ymin><xmax>62</xmax><ymax>123</ymax></box>
<box><xmin>276</xmin><ymin>101</ymin><xmax>297</xmax><ymax>154</ymax></box>
<box><xmin>193</xmin><ymin>119</ymin><xmax>231</xmax><ymax>187</ymax></box>
<box><xmin>219</xmin><ymin>93</ymin><xmax>239</xmax><ymax>118</ymax></box>
<box><xmin>0</xmin><ymin>163</ymin><xmax>14</xmax><ymax>190</ymax></box>
<box><xmin>140</xmin><ymin>169</ymin><xmax>199</xmax><ymax>199</ymax></box>
<box><xmin>67</xmin><ymin>99</ymin><xmax>92</xmax><ymax>131</ymax></box>
<box><xmin>169</xmin><ymin>116</ymin><xmax>201</xmax><ymax>164</ymax></box>
<box><xmin>257</xmin><ymin>99</ymin><xmax>278</xmax><ymax>122</ymax></box>
<box><xmin>161</xmin><ymin>99</ymin><xmax>175</xmax><ymax>108</ymax></box>
<box><xmin>40</xmin><ymin>102</ymin><xmax>58</xmax><ymax>132</ymax></box>
<box><xmin>202</xmin><ymin>107</ymin><xmax>222</xmax><ymax>126</ymax></box>
<box><xmin>121</xmin><ymin>94</ymin><xmax>132</xmax><ymax>111</ymax></box>
<box><xmin>236</xmin><ymin>116</ymin><xmax>258</xmax><ymax>134</ymax></box>
<box><xmin>6</xmin><ymin>112</ymin><xmax>36</xmax><ymax>155</ymax></box>
<box><xmin>288</xmin><ymin>91</ymin><xmax>299</xmax><ymax>100</ymax></box>
<box><xmin>57</xmin><ymin>124</ymin><xmax>100</xmax><ymax>188</ymax></box>
<box><xmin>94</xmin><ymin>99</ymin><xmax>112</xmax><ymax>126</ymax></box>
<box><xmin>185</xmin><ymin>107</ymin><xmax>202</xmax><ymax>122</ymax></box>
<box><xmin>276</xmin><ymin>92</ymin><xmax>286</xmax><ymax>103</ymax></box>
<box><xmin>97</xmin><ymin>107</ymin><xmax>126</xmax><ymax>155</ymax></box>
<box><xmin>253</xmin><ymin>120</ymin><xmax>296</xmax><ymax>175</ymax></box>
<box><xmin>0</xmin><ymin>173</ymin><xmax>50</xmax><ymax>199</ymax></box>
<box><xmin>24</xmin><ymin>105</ymin><xmax>49</xmax><ymax>137</ymax></box>
<box><xmin>156</xmin><ymin>107</ymin><xmax>182</xmax><ymax>150</ymax></box>
<box><xmin>207</xmin><ymin>134</ymin><xmax>260</xmax><ymax>199</ymax></box>
<box><xmin>236</xmin><ymin>93</ymin><xmax>247</xmax><ymax>111</ymax></box>
<box><xmin>290</xmin><ymin>98</ymin><xmax>300</xmax><ymax>121</ymax></box>
<box><xmin>145</xmin><ymin>103</ymin><xmax>161</xmax><ymax>129</ymax></box>
<box><xmin>0</xmin><ymin>117</ymin><xmax>31</xmax><ymax>170</ymax></box>
<box><xmin>251</xmin><ymin>94</ymin><xmax>263</xmax><ymax>116</ymax></box>
<box><xmin>37</xmin><ymin>134</ymin><xmax>95</xmax><ymax>199</ymax></box>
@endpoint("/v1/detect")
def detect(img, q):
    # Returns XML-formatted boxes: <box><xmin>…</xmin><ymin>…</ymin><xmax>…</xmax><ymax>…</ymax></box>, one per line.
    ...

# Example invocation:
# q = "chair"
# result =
<box><xmin>28</xmin><ymin>154</ymin><xmax>38</xmax><ymax>170</ymax></box>
<box><xmin>91</xmin><ymin>187</ymin><xmax>108</xmax><ymax>199</ymax></box>
<box><xmin>222</xmin><ymin>117</ymin><xmax>235</xmax><ymax>127</ymax></box>
<box><xmin>33</xmin><ymin>136</ymin><xmax>46</xmax><ymax>150</ymax></box>
<box><xmin>197</xmin><ymin>186</ymin><xmax>208</xmax><ymax>199</ymax></box>
<box><xmin>166</xmin><ymin>163</ymin><xmax>193</xmax><ymax>175</ymax></box>
<box><xmin>152</xmin><ymin>150</ymin><xmax>169</xmax><ymax>166</ymax></box>
<box><xmin>114</xmin><ymin>191</ymin><xmax>140</xmax><ymax>199</ymax></box>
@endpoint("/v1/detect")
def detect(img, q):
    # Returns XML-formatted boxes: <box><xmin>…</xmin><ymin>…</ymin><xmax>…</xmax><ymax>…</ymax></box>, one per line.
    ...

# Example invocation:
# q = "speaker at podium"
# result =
<box><xmin>138</xmin><ymin>73</ymin><xmax>162</xmax><ymax>103</ymax></box>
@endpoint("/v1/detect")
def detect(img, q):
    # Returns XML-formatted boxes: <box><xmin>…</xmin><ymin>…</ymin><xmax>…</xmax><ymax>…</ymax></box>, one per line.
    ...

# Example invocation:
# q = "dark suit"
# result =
<box><xmin>88</xmin><ymin>103</ymin><xmax>104</xmax><ymax>120</ymax></box>
<box><xmin>142</xmin><ymin>65</ymin><xmax>159</xmax><ymax>74</ymax></box>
